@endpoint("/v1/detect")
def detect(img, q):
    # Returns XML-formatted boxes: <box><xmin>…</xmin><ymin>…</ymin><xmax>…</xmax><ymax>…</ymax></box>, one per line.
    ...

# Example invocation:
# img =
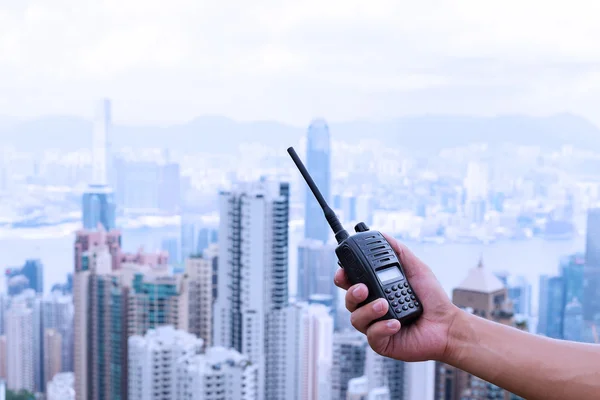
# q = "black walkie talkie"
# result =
<box><xmin>288</xmin><ymin>147</ymin><xmax>423</xmax><ymax>325</ymax></box>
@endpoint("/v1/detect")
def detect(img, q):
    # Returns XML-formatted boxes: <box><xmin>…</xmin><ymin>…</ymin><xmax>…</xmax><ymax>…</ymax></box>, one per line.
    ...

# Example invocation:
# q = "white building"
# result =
<box><xmin>128</xmin><ymin>325</ymin><xmax>203</xmax><ymax>400</ymax></box>
<box><xmin>214</xmin><ymin>179</ymin><xmax>289</xmax><ymax>398</ymax></box>
<box><xmin>176</xmin><ymin>347</ymin><xmax>258</xmax><ymax>400</ymax></box>
<box><xmin>47</xmin><ymin>372</ymin><xmax>75</xmax><ymax>400</ymax></box>
<box><xmin>301</xmin><ymin>304</ymin><xmax>333</xmax><ymax>400</ymax></box>
<box><xmin>347</xmin><ymin>376</ymin><xmax>391</xmax><ymax>400</ymax></box>
<box><xmin>0</xmin><ymin>380</ymin><xmax>5</xmax><ymax>400</ymax></box>
<box><xmin>5</xmin><ymin>300</ymin><xmax>34</xmax><ymax>392</ymax></box>
<box><xmin>364</xmin><ymin>347</ymin><xmax>408</xmax><ymax>400</ymax></box>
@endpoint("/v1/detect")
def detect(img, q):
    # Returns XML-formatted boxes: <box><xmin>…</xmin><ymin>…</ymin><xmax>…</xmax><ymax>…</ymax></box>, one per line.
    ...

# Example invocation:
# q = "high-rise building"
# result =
<box><xmin>0</xmin><ymin>335</ymin><xmax>6</xmax><ymax>380</ymax></box>
<box><xmin>0</xmin><ymin>295</ymin><xmax>6</xmax><ymax>335</ymax></box>
<box><xmin>563</xmin><ymin>298</ymin><xmax>584</xmax><ymax>342</ymax></box>
<box><xmin>584</xmin><ymin>208</ymin><xmax>600</xmax><ymax>339</ymax></box>
<box><xmin>47</xmin><ymin>372</ymin><xmax>75</xmax><ymax>400</ymax></box>
<box><xmin>366</xmin><ymin>347</ymin><xmax>408</xmax><ymax>400</ymax></box>
<box><xmin>5</xmin><ymin>259</ymin><xmax>44</xmax><ymax>295</ymax></box>
<box><xmin>346</xmin><ymin>375</ymin><xmax>391</xmax><ymax>400</ymax></box>
<box><xmin>300</xmin><ymin>304</ymin><xmax>333</xmax><ymax>400</ymax></box>
<box><xmin>51</xmin><ymin>273</ymin><xmax>73</xmax><ymax>296</ymax></box>
<box><xmin>331</xmin><ymin>330</ymin><xmax>367</xmax><ymax>400</ymax></box>
<box><xmin>296</xmin><ymin>239</ymin><xmax>337</xmax><ymax>306</ymax></box>
<box><xmin>186</xmin><ymin>244</ymin><xmax>218</xmax><ymax>348</ymax></box>
<box><xmin>435</xmin><ymin>258</ymin><xmax>518</xmax><ymax>400</ymax></box>
<box><xmin>356</xmin><ymin>194</ymin><xmax>375</xmax><ymax>226</ymax></box>
<box><xmin>176</xmin><ymin>347</ymin><xmax>258</xmax><ymax>400</ymax></box>
<box><xmin>214</xmin><ymin>178</ymin><xmax>289</xmax><ymax>399</ymax></box>
<box><xmin>5</xmin><ymin>300</ymin><xmax>34</xmax><ymax>392</ymax></box>
<box><xmin>494</xmin><ymin>274</ymin><xmax>532</xmax><ymax>317</ymax></box>
<box><xmin>73</xmin><ymin>228</ymin><xmax>180</xmax><ymax>400</ymax></box>
<box><xmin>128</xmin><ymin>326</ymin><xmax>203</xmax><ymax>400</ymax></box>
<box><xmin>180</xmin><ymin>215</ymin><xmax>218</xmax><ymax>262</ymax></box>
<box><xmin>83</xmin><ymin>98</ymin><xmax>116</xmax><ymax>231</ymax></box>
<box><xmin>42</xmin><ymin>292</ymin><xmax>74</xmax><ymax>373</ymax></box>
<box><xmin>304</xmin><ymin>119</ymin><xmax>331</xmax><ymax>243</ymax></box>
<box><xmin>537</xmin><ymin>275</ymin><xmax>564</xmax><ymax>339</ymax></box>
<box><xmin>44</xmin><ymin>328</ymin><xmax>62</xmax><ymax>390</ymax></box>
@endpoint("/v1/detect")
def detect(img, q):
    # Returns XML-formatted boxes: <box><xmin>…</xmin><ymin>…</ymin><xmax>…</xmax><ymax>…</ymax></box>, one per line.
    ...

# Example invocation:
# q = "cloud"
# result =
<box><xmin>1</xmin><ymin>0</ymin><xmax>600</xmax><ymax>125</ymax></box>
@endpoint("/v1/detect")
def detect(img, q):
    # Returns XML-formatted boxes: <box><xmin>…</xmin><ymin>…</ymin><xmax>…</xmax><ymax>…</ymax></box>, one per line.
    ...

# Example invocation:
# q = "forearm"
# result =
<box><xmin>444</xmin><ymin>309</ymin><xmax>600</xmax><ymax>400</ymax></box>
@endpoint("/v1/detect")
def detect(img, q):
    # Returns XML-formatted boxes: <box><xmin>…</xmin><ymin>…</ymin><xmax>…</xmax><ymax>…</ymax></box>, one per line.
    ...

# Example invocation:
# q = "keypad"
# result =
<box><xmin>383</xmin><ymin>281</ymin><xmax>419</xmax><ymax>316</ymax></box>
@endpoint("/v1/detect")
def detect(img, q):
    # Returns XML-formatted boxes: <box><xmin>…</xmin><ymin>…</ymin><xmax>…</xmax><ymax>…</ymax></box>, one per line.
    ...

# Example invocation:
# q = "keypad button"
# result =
<box><xmin>410</xmin><ymin>295</ymin><xmax>416</xmax><ymax>300</ymax></box>
<box><xmin>409</xmin><ymin>303</ymin><xmax>414</xmax><ymax>308</ymax></box>
<box><xmin>395</xmin><ymin>292</ymin><xmax>402</xmax><ymax>298</ymax></box>
<box><xmin>405</xmin><ymin>296</ymin><xmax>410</xmax><ymax>302</ymax></box>
<box><xmin>404</xmin><ymin>282</ymin><xmax>409</xmax><ymax>288</ymax></box>
<box><xmin>391</xmin><ymin>285</ymin><xmax>397</xmax><ymax>291</ymax></box>
<box><xmin>399</xmin><ymin>299</ymin><xmax>405</xmax><ymax>304</ymax></box>
<box><xmin>395</xmin><ymin>308</ymin><xmax>402</xmax><ymax>313</ymax></box>
<box><xmin>388</xmin><ymin>295</ymin><xmax>394</xmax><ymax>300</ymax></box>
<box><xmin>407</xmin><ymin>289</ymin><xmax>413</xmax><ymax>294</ymax></box>
<box><xmin>393</xmin><ymin>301</ymin><xmax>399</xmax><ymax>307</ymax></box>
<box><xmin>401</xmin><ymin>290</ymin><xmax>407</xmax><ymax>295</ymax></box>
<box><xmin>414</xmin><ymin>301</ymin><xmax>420</xmax><ymax>307</ymax></box>
<box><xmin>402</xmin><ymin>305</ymin><xmax>408</xmax><ymax>310</ymax></box>
<box><xmin>385</xmin><ymin>288</ymin><xmax>391</xmax><ymax>294</ymax></box>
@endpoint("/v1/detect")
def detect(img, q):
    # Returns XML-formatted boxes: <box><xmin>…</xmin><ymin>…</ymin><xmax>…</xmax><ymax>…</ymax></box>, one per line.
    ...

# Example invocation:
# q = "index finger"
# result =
<box><xmin>334</xmin><ymin>268</ymin><xmax>352</xmax><ymax>290</ymax></box>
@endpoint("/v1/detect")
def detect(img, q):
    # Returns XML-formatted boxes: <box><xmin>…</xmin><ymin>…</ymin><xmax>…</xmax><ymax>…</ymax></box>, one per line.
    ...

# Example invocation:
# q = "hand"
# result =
<box><xmin>334</xmin><ymin>233</ymin><xmax>460</xmax><ymax>362</ymax></box>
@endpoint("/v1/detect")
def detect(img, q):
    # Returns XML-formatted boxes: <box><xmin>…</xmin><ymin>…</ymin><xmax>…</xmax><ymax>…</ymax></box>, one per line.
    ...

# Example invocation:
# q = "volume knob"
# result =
<box><xmin>354</xmin><ymin>222</ymin><xmax>370</xmax><ymax>232</ymax></box>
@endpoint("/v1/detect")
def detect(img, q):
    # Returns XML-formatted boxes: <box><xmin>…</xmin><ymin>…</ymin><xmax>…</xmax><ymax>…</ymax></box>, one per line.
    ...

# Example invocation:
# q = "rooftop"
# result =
<box><xmin>455</xmin><ymin>256</ymin><xmax>506</xmax><ymax>294</ymax></box>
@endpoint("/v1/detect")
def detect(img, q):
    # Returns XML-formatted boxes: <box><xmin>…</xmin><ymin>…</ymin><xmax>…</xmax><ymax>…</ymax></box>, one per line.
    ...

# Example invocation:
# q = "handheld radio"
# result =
<box><xmin>288</xmin><ymin>147</ymin><xmax>423</xmax><ymax>325</ymax></box>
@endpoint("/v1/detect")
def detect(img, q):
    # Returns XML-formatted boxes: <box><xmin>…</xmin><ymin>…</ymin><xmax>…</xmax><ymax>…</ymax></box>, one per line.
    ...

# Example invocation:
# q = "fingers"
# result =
<box><xmin>382</xmin><ymin>232</ymin><xmax>428</xmax><ymax>279</ymax></box>
<box><xmin>350</xmin><ymin>298</ymin><xmax>389</xmax><ymax>333</ymax></box>
<box><xmin>334</xmin><ymin>268</ymin><xmax>351</xmax><ymax>290</ymax></box>
<box><xmin>345</xmin><ymin>283</ymin><xmax>368</xmax><ymax>312</ymax></box>
<box><xmin>366</xmin><ymin>319</ymin><xmax>401</xmax><ymax>355</ymax></box>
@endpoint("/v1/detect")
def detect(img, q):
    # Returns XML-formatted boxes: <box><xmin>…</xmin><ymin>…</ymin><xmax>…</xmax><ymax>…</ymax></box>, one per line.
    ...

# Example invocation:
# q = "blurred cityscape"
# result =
<box><xmin>0</xmin><ymin>99</ymin><xmax>599</xmax><ymax>399</ymax></box>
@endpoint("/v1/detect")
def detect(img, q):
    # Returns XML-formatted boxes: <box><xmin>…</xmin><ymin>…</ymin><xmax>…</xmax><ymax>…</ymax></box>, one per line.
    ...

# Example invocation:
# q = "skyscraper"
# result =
<box><xmin>300</xmin><ymin>304</ymin><xmax>333</xmax><ymax>400</ymax></box>
<box><xmin>5</xmin><ymin>259</ymin><xmax>44</xmax><ymax>295</ymax></box>
<box><xmin>44</xmin><ymin>328</ymin><xmax>62</xmax><ymax>390</ymax></box>
<box><xmin>537</xmin><ymin>275</ymin><xmax>565</xmax><ymax>339</ymax></box>
<box><xmin>366</xmin><ymin>347</ymin><xmax>408</xmax><ymax>400</ymax></box>
<box><xmin>296</xmin><ymin>239</ymin><xmax>338</xmax><ymax>306</ymax></box>
<box><xmin>435</xmin><ymin>258</ymin><xmax>517</xmax><ymax>400</ymax></box>
<box><xmin>584</xmin><ymin>208</ymin><xmax>600</xmax><ymax>337</ymax></box>
<box><xmin>42</xmin><ymin>292</ymin><xmax>74</xmax><ymax>373</ymax></box>
<box><xmin>5</xmin><ymin>300</ymin><xmax>34</xmax><ymax>392</ymax></box>
<box><xmin>186</xmin><ymin>244</ymin><xmax>218</xmax><ymax>348</ymax></box>
<box><xmin>0</xmin><ymin>335</ymin><xmax>6</xmax><ymax>380</ymax></box>
<box><xmin>331</xmin><ymin>330</ymin><xmax>367</xmax><ymax>400</ymax></box>
<box><xmin>304</xmin><ymin>119</ymin><xmax>331</xmax><ymax>243</ymax></box>
<box><xmin>128</xmin><ymin>326</ymin><xmax>203</xmax><ymax>400</ymax></box>
<box><xmin>563</xmin><ymin>298</ymin><xmax>584</xmax><ymax>342</ymax></box>
<box><xmin>83</xmin><ymin>98</ymin><xmax>116</xmax><ymax>231</ymax></box>
<box><xmin>214</xmin><ymin>178</ymin><xmax>289</xmax><ymax>399</ymax></box>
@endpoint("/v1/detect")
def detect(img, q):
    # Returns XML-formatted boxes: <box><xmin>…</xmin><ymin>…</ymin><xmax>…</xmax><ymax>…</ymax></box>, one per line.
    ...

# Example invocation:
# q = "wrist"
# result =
<box><xmin>440</xmin><ymin>306</ymin><xmax>473</xmax><ymax>366</ymax></box>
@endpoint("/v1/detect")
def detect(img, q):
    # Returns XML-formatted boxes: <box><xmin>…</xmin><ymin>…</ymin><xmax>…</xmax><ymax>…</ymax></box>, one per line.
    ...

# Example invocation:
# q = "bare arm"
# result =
<box><xmin>336</xmin><ymin>234</ymin><xmax>600</xmax><ymax>400</ymax></box>
<box><xmin>445</xmin><ymin>309</ymin><xmax>600</xmax><ymax>400</ymax></box>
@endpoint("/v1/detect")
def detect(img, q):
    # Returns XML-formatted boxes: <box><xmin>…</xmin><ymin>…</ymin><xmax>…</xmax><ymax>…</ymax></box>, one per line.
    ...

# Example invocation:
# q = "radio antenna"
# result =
<box><xmin>287</xmin><ymin>147</ymin><xmax>349</xmax><ymax>243</ymax></box>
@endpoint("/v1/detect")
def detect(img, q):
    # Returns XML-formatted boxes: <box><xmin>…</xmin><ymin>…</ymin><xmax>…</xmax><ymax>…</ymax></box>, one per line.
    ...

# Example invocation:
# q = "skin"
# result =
<box><xmin>334</xmin><ymin>233</ymin><xmax>600</xmax><ymax>400</ymax></box>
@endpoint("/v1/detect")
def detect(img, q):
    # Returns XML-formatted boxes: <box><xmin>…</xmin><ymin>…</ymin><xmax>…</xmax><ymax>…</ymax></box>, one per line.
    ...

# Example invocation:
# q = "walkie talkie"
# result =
<box><xmin>288</xmin><ymin>147</ymin><xmax>423</xmax><ymax>325</ymax></box>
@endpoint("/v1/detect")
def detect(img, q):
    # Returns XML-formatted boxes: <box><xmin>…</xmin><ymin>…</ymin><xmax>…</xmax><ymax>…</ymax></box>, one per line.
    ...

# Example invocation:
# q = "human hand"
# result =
<box><xmin>334</xmin><ymin>233</ymin><xmax>460</xmax><ymax>362</ymax></box>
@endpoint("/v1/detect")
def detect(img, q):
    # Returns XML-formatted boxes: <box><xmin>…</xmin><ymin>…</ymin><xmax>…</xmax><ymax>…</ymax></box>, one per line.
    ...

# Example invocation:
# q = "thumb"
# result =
<box><xmin>366</xmin><ymin>319</ymin><xmax>401</xmax><ymax>356</ymax></box>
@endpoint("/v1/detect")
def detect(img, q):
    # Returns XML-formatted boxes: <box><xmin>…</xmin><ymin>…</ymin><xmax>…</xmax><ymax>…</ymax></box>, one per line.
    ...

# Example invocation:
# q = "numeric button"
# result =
<box><xmin>385</xmin><ymin>288</ymin><xmax>391</xmax><ymax>294</ymax></box>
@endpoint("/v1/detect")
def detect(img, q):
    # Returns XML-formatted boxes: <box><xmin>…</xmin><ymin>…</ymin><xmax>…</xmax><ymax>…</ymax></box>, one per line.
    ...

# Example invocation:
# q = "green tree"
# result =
<box><xmin>6</xmin><ymin>389</ymin><xmax>35</xmax><ymax>400</ymax></box>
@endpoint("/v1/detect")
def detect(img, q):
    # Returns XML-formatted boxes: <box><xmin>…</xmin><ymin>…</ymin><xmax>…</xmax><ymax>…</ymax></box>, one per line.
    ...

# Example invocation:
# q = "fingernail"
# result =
<box><xmin>373</xmin><ymin>300</ymin><xmax>383</xmax><ymax>313</ymax></box>
<box><xmin>352</xmin><ymin>285</ymin><xmax>364</xmax><ymax>297</ymax></box>
<box><xmin>387</xmin><ymin>320</ymin><xmax>399</xmax><ymax>329</ymax></box>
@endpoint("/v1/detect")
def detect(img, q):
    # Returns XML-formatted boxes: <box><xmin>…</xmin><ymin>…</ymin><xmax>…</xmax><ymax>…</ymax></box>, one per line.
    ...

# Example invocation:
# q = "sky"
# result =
<box><xmin>1</xmin><ymin>0</ymin><xmax>600</xmax><ymax>126</ymax></box>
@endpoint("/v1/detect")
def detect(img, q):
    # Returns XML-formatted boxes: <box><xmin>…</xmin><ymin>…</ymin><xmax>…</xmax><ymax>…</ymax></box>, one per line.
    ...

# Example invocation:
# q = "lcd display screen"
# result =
<box><xmin>376</xmin><ymin>266</ymin><xmax>403</xmax><ymax>283</ymax></box>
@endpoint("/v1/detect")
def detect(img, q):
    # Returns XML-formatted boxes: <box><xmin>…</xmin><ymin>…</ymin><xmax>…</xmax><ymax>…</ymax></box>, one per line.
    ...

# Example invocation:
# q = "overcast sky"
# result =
<box><xmin>1</xmin><ymin>0</ymin><xmax>600</xmax><ymax>126</ymax></box>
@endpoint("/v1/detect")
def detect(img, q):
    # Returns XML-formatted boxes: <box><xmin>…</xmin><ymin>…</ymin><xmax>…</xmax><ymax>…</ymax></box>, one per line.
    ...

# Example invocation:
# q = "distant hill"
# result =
<box><xmin>0</xmin><ymin>113</ymin><xmax>598</xmax><ymax>154</ymax></box>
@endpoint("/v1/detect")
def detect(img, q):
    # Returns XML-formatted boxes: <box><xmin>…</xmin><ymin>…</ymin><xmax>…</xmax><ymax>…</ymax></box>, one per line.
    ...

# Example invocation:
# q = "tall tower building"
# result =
<box><xmin>0</xmin><ymin>335</ymin><xmax>6</xmax><ymax>380</ymax></box>
<box><xmin>365</xmin><ymin>347</ymin><xmax>408</xmax><ymax>400</ymax></box>
<box><xmin>5</xmin><ymin>259</ymin><xmax>44</xmax><ymax>295</ymax></box>
<box><xmin>584</xmin><ymin>208</ymin><xmax>600</xmax><ymax>338</ymax></box>
<box><xmin>537</xmin><ymin>275</ymin><xmax>565</xmax><ymax>339</ymax></box>
<box><xmin>563</xmin><ymin>298</ymin><xmax>584</xmax><ymax>342</ymax></box>
<box><xmin>331</xmin><ymin>331</ymin><xmax>367</xmax><ymax>400</ymax></box>
<box><xmin>83</xmin><ymin>99</ymin><xmax>116</xmax><ymax>231</ymax></box>
<box><xmin>42</xmin><ymin>292</ymin><xmax>74</xmax><ymax>373</ymax></box>
<box><xmin>5</xmin><ymin>300</ymin><xmax>34</xmax><ymax>392</ymax></box>
<box><xmin>304</xmin><ymin>119</ymin><xmax>331</xmax><ymax>243</ymax></box>
<box><xmin>128</xmin><ymin>326</ymin><xmax>203</xmax><ymax>400</ymax></box>
<box><xmin>434</xmin><ymin>258</ymin><xmax>519</xmax><ymax>400</ymax></box>
<box><xmin>214</xmin><ymin>178</ymin><xmax>289</xmax><ymax>398</ymax></box>
<box><xmin>296</xmin><ymin>239</ymin><xmax>338</xmax><ymax>311</ymax></box>
<box><xmin>186</xmin><ymin>244</ymin><xmax>218</xmax><ymax>348</ymax></box>
<box><xmin>44</xmin><ymin>328</ymin><xmax>63</xmax><ymax>389</ymax></box>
